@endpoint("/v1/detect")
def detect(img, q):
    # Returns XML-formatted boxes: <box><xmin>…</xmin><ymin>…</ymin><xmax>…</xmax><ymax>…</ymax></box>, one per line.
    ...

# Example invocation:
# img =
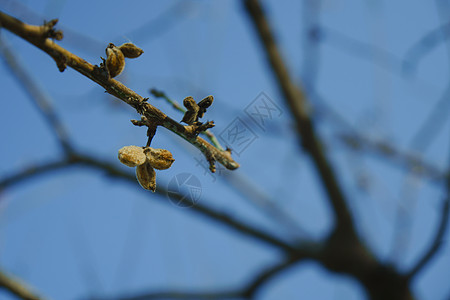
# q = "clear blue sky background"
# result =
<box><xmin>0</xmin><ymin>0</ymin><xmax>449</xmax><ymax>299</ymax></box>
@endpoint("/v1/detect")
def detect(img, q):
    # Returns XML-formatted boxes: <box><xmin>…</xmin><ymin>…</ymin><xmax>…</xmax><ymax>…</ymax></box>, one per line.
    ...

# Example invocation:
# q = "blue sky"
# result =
<box><xmin>0</xmin><ymin>0</ymin><xmax>449</xmax><ymax>299</ymax></box>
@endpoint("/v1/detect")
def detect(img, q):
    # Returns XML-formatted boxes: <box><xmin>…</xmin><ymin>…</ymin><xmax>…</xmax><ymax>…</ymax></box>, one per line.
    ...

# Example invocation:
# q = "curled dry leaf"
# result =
<box><xmin>145</xmin><ymin>147</ymin><xmax>175</xmax><ymax>170</ymax></box>
<box><xmin>136</xmin><ymin>162</ymin><xmax>156</xmax><ymax>192</ymax></box>
<box><xmin>118</xmin><ymin>145</ymin><xmax>146</xmax><ymax>167</ymax></box>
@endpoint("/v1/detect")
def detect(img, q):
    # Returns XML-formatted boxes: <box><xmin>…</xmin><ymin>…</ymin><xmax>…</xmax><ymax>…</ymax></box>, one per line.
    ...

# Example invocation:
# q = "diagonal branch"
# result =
<box><xmin>0</xmin><ymin>269</ymin><xmax>45</xmax><ymax>300</ymax></box>
<box><xmin>243</xmin><ymin>0</ymin><xmax>355</xmax><ymax>236</ymax></box>
<box><xmin>0</xmin><ymin>11</ymin><xmax>238</xmax><ymax>171</ymax></box>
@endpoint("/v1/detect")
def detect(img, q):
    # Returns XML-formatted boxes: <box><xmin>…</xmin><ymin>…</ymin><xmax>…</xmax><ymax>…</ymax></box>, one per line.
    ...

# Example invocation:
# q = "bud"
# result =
<box><xmin>197</xmin><ymin>95</ymin><xmax>214</xmax><ymax>119</ymax></box>
<box><xmin>136</xmin><ymin>162</ymin><xmax>156</xmax><ymax>192</ymax></box>
<box><xmin>118</xmin><ymin>43</ymin><xmax>144</xmax><ymax>58</ymax></box>
<box><xmin>105</xmin><ymin>43</ymin><xmax>125</xmax><ymax>78</ymax></box>
<box><xmin>144</xmin><ymin>147</ymin><xmax>175</xmax><ymax>170</ymax></box>
<box><xmin>118</xmin><ymin>145</ymin><xmax>146</xmax><ymax>167</ymax></box>
<box><xmin>181</xmin><ymin>96</ymin><xmax>199</xmax><ymax>124</ymax></box>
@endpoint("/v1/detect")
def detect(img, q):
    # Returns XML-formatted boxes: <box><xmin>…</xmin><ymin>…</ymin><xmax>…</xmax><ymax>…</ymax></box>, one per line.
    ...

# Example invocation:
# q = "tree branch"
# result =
<box><xmin>0</xmin><ymin>269</ymin><xmax>45</xmax><ymax>300</ymax></box>
<box><xmin>91</xmin><ymin>253</ymin><xmax>316</xmax><ymax>300</ymax></box>
<box><xmin>0</xmin><ymin>11</ymin><xmax>238</xmax><ymax>171</ymax></box>
<box><xmin>0</xmin><ymin>152</ymin><xmax>299</xmax><ymax>254</ymax></box>
<box><xmin>406</xmin><ymin>167</ymin><xmax>450</xmax><ymax>279</ymax></box>
<box><xmin>243</xmin><ymin>0</ymin><xmax>355</xmax><ymax>236</ymax></box>
<box><xmin>339</xmin><ymin>133</ymin><xmax>446</xmax><ymax>184</ymax></box>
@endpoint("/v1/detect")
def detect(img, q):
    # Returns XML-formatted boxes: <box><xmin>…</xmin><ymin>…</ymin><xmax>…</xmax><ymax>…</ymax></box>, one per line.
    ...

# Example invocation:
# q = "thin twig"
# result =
<box><xmin>0</xmin><ymin>11</ymin><xmax>238</xmax><ymax>171</ymax></box>
<box><xmin>150</xmin><ymin>88</ymin><xmax>224</xmax><ymax>150</ymax></box>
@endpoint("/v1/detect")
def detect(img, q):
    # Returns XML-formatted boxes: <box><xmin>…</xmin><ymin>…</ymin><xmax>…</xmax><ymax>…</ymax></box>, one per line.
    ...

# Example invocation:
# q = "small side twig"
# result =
<box><xmin>150</xmin><ymin>88</ymin><xmax>224</xmax><ymax>150</ymax></box>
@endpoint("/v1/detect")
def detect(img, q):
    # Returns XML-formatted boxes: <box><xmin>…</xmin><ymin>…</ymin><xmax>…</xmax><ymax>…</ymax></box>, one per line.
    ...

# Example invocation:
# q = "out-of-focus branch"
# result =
<box><xmin>406</xmin><ymin>156</ymin><xmax>450</xmax><ymax>280</ymax></box>
<box><xmin>243</xmin><ymin>0</ymin><xmax>355</xmax><ymax>237</ymax></box>
<box><xmin>243</xmin><ymin>2</ymin><xmax>417</xmax><ymax>299</ymax></box>
<box><xmin>0</xmin><ymin>269</ymin><xmax>44</xmax><ymax>300</ymax></box>
<box><xmin>98</xmin><ymin>290</ymin><xmax>243</xmax><ymax>300</ymax></box>
<box><xmin>0</xmin><ymin>11</ymin><xmax>238</xmax><ymax>171</ymax></box>
<box><xmin>402</xmin><ymin>21</ymin><xmax>450</xmax><ymax>74</ymax></box>
<box><xmin>93</xmin><ymin>253</ymin><xmax>315</xmax><ymax>300</ymax></box>
<box><xmin>339</xmin><ymin>133</ymin><xmax>446</xmax><ymax>184</ymax></box>
<box><xmin>0</xmin><ymin>34</ymin><xmax>73</xmax><ymax>153</ymax></box>
<box><xmin>319</xmin><ymin>25</ymin><xmax>405</xmax><ymax>75</ymax></box>
<box><xmin>0</xmin><ymin>153</ymin><xmax>299</xmax><ymax>254</ymax></box>
<box><xmin>409</xmin><ymin>84</ymin><xmax>450</xmax><ymax>152</ymax></box>
<box><xmin>242</xmin><ymin>255</ymin><xmax>308</xmax><ymax>298</ymax></box>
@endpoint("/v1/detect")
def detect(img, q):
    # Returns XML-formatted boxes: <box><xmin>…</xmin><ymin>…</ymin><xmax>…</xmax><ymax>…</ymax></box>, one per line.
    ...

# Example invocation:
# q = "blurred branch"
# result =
<box><xmin>0</xmin><ymin>11</ymin><xmax>238</xmax><ymax>171</ymax></box>
<box><xmin>402</xmin><ymin>21</ymin><xmax>450</xmax><ymax>74</ymax></box>
<box><xmin>243</xmin><ymin>2</ymin><xmax>416</xmax><ymax>299</ymax></box>
<box><xmin>243</xmin><ymin>0</ymin><xmax>355</xmax><ymax>238</ymax></box>
<box><xmin>222</xmin><ymin>171</ymin><xmax>310</xmax><ymax>240</ymax></box>
<box><xmin>242</xmin><ymin>255</ymin><xmax>308</xmax><ymax>298</ymax></box>
<box><xmin>0</xmin><ymin>150</ymin><xmax>320</xmax><ymax>299</ymax></box>
<box><xmin>0</xmin><ymin>269</ymin><xmax>44</xmax><ymax>300</ymax></box>
<box><xmin>300</xmin><ymin>0</ymin><xmax>321</xmax><ymax>93</ymax></box>
<box><xmin>0</xmin><ymin>33</ymin><xmax>73</xmax><ymax>153</ymax></box>
<box><xmin>103</xmin><ymin>290</ymin><xmax>243</xmax><ymax>300</ymax></box>
<box><xmin>0</xmin><ymin>0</ymin><xmax>190</xmax><ymax>56</ymax></box>
<box><xmin>318</xmin><ymin>25</ymin><xmax>405</xmax><ymax>75</ymax></box>
<box><xmin>0</xmin><ymin>153</ymin><xmax>299</xmax><ymax>254</ymax></box>
<box><xmin>406</xmin><ymin>60</ymin><xmax>450</xmax><ymax>280</ymax></box>
<box><xmin>93</xmin><ymin>254</ymin><xmax>314</xmax><ymax>300</ymax></box>
<box><xmin>406</xmin><ymin>179</ymin><xmax>450</xmax><ymax>280</ymax></box>
<box><xmin>409</xmin><ymin>84</ymin><xmax>450</xmax><ymax>151</ymax></box>
<box><xmin>339</xmin><ymin>133</ymin><xmax>446</xmax><ymax>184</ymax></box>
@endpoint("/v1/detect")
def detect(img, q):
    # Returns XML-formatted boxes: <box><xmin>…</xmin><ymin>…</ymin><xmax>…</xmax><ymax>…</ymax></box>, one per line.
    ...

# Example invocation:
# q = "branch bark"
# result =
<box><xmin>0</xmin><ymin>11</ymin><xmax>239</xmax><ymax>171</ymax></box>
<box><xmin>0</xmin><ymin>270</ymin><xmax>44</xmax><ymax>300</ymax></box>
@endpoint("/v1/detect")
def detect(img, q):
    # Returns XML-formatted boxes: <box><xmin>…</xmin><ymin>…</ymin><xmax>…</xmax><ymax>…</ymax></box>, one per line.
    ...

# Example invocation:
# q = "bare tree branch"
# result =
<box><xmin>406</xmin><ymin>164</ymin><xmax>450</xmax><ymax>279</ymax></box>
<box><xmin>402</xmin><ymin>22</ymin><xmax>450</xmax><ymax>74</ymax></box>
<box><xmin>0</xmin><ymin>269</ymin><xmax>45</xmax><ymax>300</ymax></box>
<box><xmin>339</xmin><ymin>133</ymin><xmax>446</xmax><ymax>184</ymax></box>
<box><xmin>0</xmin><ymin>11</ymin><xmax>239</xmax><ymax>171</ymax></box>
<box><xmin>243</xmin><ymin>0</ymin><xmax>355</xmax><ymax>237</ymax></box>
<box><xmin>92</xmin><ymin>254</ymin><xmax>315</xmax><ymax>300</ymax></box>
<box><xmin>0</xmin><ymin>152</ymin><xmax>299</xmax><ymax>254</ymax></box>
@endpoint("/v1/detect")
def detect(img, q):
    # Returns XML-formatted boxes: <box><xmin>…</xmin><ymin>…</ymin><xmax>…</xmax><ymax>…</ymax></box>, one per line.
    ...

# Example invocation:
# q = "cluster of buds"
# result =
<box><xmin>104</xmin><ymin>42</ymin><xmax>144</xmax><ymax>78</ymax></box>
<box><xmin>181</xmin><ymin>95</ymin><xmax>214</xmax><ymax>125</ymax></box>
<box><xmin>118</xmin><ymin>145</ymin><xmax>174</xmax><ymax>192</ymax></box>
